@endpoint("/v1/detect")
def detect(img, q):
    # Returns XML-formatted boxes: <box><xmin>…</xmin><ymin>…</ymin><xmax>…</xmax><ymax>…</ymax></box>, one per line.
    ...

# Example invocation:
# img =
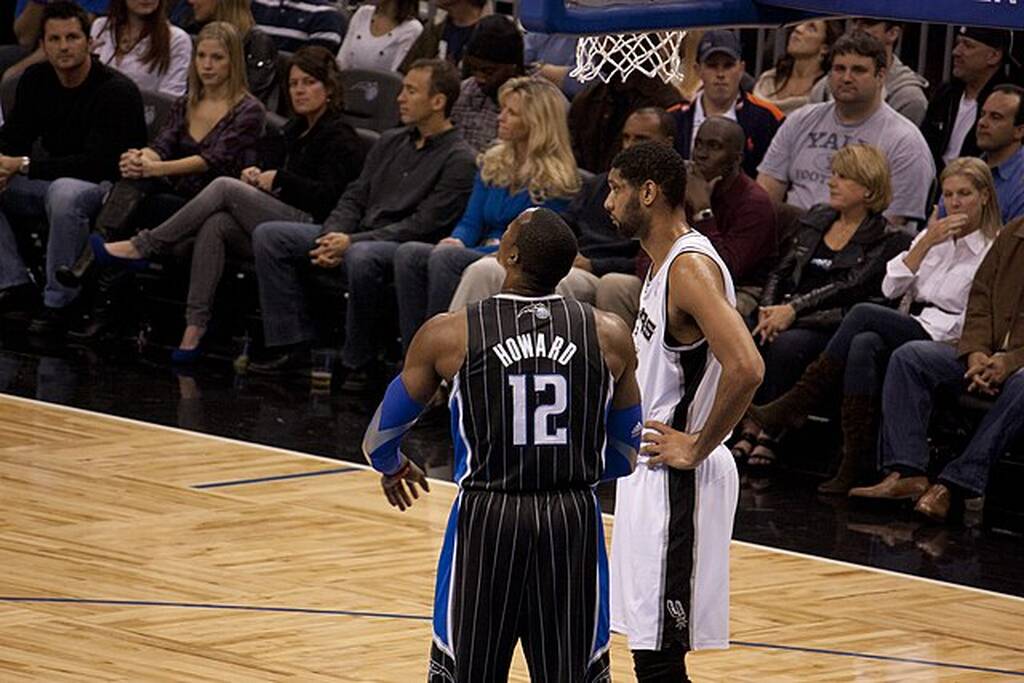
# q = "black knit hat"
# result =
<box><xmin>464</xmin><ymin>15</ymin><xmax>524</xmax><ymax>68</ymax></box>
<box><xmin>958</xmin><ymin>26</ymin><xmax>1012</xmax><ymax>55</ymax></box>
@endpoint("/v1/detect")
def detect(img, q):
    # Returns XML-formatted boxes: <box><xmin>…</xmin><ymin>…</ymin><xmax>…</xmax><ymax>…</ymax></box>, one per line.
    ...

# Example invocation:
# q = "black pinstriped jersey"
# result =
<box><xmin>449</xmin><ymin>294</ymin><xmax>613</xmax><ymax>492</ymax></box>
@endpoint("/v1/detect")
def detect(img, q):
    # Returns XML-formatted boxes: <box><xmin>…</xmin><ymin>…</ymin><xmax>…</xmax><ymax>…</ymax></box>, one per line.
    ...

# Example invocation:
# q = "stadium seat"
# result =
<box><xmin>338</xmin><ymin>68</ymin><xmax>403</xmax><ymax>132</ymax></box>
<box><xmin>354</xmin><ymin>126</ymin><xmax>380</xmax><ymax>156</ymax></box>
<box><xmin>0</xmin><ymin>71</ymin><xmax>19</xmax><ymax>119</ymax></box>
<box><xmin>141</xmin><ymin>89</ymin><xmax>178</xmax><ymax>141</ymax></box>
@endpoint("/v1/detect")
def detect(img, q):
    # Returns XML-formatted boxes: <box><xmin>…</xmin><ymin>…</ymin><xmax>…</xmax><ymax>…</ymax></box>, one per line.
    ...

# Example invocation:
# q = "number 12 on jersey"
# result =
<box><xmin>508</xmin><ymin>374</ymin><xmax>569</xmax><ymax>446</ymax></box>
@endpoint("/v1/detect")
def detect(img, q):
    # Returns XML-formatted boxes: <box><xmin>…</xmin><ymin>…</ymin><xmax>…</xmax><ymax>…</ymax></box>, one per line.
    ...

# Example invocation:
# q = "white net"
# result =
<box><xmin>570</xmin><ymin>30</ymin><xmax>687</xmax><ymax>84</ymax></box>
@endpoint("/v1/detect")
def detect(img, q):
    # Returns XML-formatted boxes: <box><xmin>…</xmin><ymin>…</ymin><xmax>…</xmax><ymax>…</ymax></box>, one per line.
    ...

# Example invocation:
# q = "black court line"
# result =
<box><xmin>191</xmin><ymin>467</ymin><xmax>360</xmax><ymax>489</ymax></box>
<box><xmin>730</xmin><ymin>640</ymin><xmax>1024</xmax><ymax>677</ymax></box>
<box><xmin>0</xmin><ymin>596</ymin><xmax>430</xmax><ymax>621</ymax></box>
<box><xmin>3</xmin><ymin>597</ymin><xmax>1022</xmax><ymax>676</ymax></box>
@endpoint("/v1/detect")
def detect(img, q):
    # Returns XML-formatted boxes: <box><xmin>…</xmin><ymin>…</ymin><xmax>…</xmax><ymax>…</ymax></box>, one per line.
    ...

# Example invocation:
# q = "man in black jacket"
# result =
<box><xmin>248</xmin><ymin>59</ymin><xmax>476</xmax><ymax>376</ymax></box>
<box><xmin>672</xmin><ymin>30</ymin><xmax>784</xmax><ymax>178</ymax></box>
<box><xmin>0</xmin><ymin>1</ymin><xmax>146</xmax><ymax>324</ymax></box>
<box><xmin>922</xmin><ymin>26</ymin><xmax>1011</xmax><ymax>174</ymax></box>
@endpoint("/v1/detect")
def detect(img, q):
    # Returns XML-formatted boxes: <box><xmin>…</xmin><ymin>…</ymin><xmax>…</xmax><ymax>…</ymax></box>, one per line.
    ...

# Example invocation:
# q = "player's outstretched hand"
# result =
<box><xmin>381</xmin><ymin>459</ymin><xmax>431</xmax><ymax>511</ymax></box>
<box><xmin>641</xmin><ymin>420</ymin><xmax>703</xmax><ymax>470</ymax></box>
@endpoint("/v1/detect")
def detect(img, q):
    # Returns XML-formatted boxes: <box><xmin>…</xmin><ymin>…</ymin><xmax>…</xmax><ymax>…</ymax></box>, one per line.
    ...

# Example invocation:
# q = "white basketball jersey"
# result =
<box><xmin>633</xmin><ymin>230</ymin><xmax>735</xmax><ymax>433</ymax></box>
<box><xmin>610</xmin><ymin>229</ymin><xmax>740</xmax><ymax>652</ymax></box>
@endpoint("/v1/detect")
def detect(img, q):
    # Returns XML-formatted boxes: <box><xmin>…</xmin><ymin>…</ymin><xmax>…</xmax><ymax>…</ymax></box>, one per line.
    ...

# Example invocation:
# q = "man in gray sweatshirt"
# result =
<box><xmin>807</xmin><ymin>19</ymin><xmax>928</xmax><ymax>126</ymax></box>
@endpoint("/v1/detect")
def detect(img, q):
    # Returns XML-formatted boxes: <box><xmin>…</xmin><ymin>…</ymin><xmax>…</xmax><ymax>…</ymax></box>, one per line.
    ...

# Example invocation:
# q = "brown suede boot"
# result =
<box><xmin>818</xmin><ymin>395</ymin><xmax>877</xmax><ymax>494</ymax></box>
<box><xmin>748</xmin><ymin>354</ymin><xmax>845</xmax><ymax>433</ymax></box>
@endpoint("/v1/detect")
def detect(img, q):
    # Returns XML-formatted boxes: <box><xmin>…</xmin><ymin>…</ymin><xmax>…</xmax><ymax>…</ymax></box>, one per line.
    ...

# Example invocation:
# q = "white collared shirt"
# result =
<box><xmin>942</xmin><ymin>93</ymin><xmax>977</xmax><ymax>166</ymax></box>
<box><xmin>90</xmin><ymin>18</ymin><xmax>192</xmax><ymax>97</ymax></box>
<box><xmin>690</xmin><ymin>91</ymin><xmax>738</xmax><ymax>150</ymax></box>
<box><xmin>882</xmin><ymin>227</ymin><xmax>994</xmax><ymax>343</ymax></box>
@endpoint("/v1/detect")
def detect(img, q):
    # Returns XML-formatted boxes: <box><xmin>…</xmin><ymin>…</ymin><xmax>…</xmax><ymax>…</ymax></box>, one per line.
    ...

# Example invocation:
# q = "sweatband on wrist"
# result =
<box><xmin>603</xmin><ymin>403</ymin><xmax>642</xmax><ymax>481</ymax></box>
<box><xmin>362</xmin><ymin>376</ymin><xmax>426</xmax><ymax>475</ymax></box>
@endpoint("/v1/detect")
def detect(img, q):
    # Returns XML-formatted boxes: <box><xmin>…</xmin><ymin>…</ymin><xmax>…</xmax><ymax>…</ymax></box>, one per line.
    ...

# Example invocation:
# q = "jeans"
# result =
<box><xmin>252</xmin><ymin>221</ymin><xmax>339</xmax><ymax>347</ymax></box>
<box><xmin>394</xmin><ymin>242</ymin><xmax>484</xmax><ymax>348</ymax></box>
<box><xmin>44</xmin><ymin>178</ymin><xmax>109</xmax><ymax>308</ymax></box>
<box><xmin>132</xmin><ymin>177</ymin><xmax>312</xmax><ymax>327</ymax></box>
<box><xmin>341</xmin><ymin>240</ymin><xmax>401</xmax><ymax>369</ymax></box>
<box><xmin>821</xmin><ymin>302</ymin><xmax>930</xmax><ymax>396</ymax></box>
<box><xmin>595</xmin><ymin>273</ymin><xmax>642</xmax><ymax>329</ymax></box>
<box><xmin>755</xmin><ymin>326</ymin><xmax>833</xmax><ymax>403</ymax></box>
<box><xmin>0</xmin><ymin>175</ymin><xmax>51</xmax><ymax>290</ymax></box>
<box><xmin>447</xmin><ymin>256</ymin><xmax>600</xmax><ymax>312</ymax></box>
<box><xmin>880</xmin><ymin>340</ymin><xmax>1024</xmax><ymax>496</ymax></box>
<box><xmin>447</xmin><ymin>255</ymin><xmax>505</xmax><ymax>311</ymax></box>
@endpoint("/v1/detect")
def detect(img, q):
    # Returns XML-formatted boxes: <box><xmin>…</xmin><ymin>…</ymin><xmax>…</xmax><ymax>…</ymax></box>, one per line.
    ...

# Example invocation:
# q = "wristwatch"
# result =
<box><xmin>18</xmin><ymin>156</ymin><xmax>29</xmax><ymax>175</ymax></box>
<box><xmin>693</xmin><ymin>207</ymin><xmax>714</xmax><ymax>222</ymax></box>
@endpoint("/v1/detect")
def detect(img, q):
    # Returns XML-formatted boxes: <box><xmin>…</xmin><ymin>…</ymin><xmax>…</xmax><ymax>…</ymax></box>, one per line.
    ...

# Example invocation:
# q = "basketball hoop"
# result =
<box><xmin>570</xmin><ymin>30</ymin><xmax>687</xmax><ymax>84</ymax></box>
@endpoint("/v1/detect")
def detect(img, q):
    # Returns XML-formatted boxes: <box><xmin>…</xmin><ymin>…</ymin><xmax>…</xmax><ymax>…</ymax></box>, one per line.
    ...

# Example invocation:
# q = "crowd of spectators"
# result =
<box><xmin>0</xmin><ymin>0</ymin><xmax>1023</xmax><ymax>525</ymax></box>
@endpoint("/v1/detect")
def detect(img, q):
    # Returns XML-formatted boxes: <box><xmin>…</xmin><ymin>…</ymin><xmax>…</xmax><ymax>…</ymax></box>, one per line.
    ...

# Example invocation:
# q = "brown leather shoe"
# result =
<box><xmin>914</xmin><ymin>484</ymin><xmax>951</xmax><ymax>522</ymax></box>
<box><xmin>848</xmin><ymin>472</ymin><xmax>929</xmax><ymax>500</ymax></box>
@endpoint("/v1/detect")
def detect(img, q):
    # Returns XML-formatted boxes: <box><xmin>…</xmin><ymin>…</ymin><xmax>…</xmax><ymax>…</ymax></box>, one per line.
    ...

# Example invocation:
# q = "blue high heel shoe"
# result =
<box><xmin>171</xmin><ymin>327</ymin><xmax>206</xmax><ymax>365</ymax></box>
<box><xmin>89</xmin><ymin>234</ymin><xmax>150</xmax><ymax>272</ymax></box>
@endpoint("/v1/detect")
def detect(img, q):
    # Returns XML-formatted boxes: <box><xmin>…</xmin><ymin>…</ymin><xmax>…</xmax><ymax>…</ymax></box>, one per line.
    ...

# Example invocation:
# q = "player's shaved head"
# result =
<box><xmin>508</xmin><ymin>208</ymin><xmax>578</xmax><ymax>291</ymax></box>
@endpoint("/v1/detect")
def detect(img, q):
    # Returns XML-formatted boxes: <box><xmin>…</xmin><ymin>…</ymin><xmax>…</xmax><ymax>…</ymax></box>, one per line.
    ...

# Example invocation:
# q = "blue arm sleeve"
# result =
<box><xmin>602</xmin><ymin>403</ymin><xmax>642</xmax><ymax>482</ymax></box>
<box><xmin>362</xmin><ymin>376</ymin><xmax>426</xmax><ymax>475</ymax></box>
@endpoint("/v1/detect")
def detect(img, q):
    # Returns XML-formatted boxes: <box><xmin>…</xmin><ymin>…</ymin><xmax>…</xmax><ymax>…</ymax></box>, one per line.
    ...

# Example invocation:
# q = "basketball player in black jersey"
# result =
<box><xmin>363</xmin><ymin>207</ymin><xmax>643</xmax><ymax>682</ymax></box>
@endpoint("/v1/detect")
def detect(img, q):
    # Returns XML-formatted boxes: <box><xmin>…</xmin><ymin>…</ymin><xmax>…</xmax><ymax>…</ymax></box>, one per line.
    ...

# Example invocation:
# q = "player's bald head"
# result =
<box><xmin>504</xmin><ymin>208</ymin><xmax>578</xmax><ymax>291</ymax></box>
<box><xmin>698</xmin><ymin>116</ymin><xmax>745</xmax><ymax>156</ymax></box>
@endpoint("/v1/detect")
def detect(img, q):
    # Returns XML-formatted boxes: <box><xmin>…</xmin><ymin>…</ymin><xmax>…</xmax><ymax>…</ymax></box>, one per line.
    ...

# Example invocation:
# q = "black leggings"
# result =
<box><xmin>633</xmin><ymin>643</ymin><xmax>690</xmax><ymax>682</ymax></box>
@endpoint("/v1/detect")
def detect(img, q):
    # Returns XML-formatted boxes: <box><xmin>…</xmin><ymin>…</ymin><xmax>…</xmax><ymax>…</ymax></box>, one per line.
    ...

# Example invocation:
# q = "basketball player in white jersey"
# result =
<box><xmin>604</xmin><ymin>141</ymin><xmax>764</xmax><ymax>681</ymax></box>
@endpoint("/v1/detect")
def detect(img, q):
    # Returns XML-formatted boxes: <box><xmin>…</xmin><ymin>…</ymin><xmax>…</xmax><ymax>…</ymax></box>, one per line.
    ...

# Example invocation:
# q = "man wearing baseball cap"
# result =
<box><xmin>922</xmin><ymin>26</ymin><xmax>1012</xmax><ymax>173</ymax></box>
<box><xmin>450</xmin><ymin>15</ymin><xmax>526</xmax><ymax>153</ymax></box>
<box><xmin>672</xmin><ymin>29</ymin><xmax>784</xmax><ymax>178</ymax></box>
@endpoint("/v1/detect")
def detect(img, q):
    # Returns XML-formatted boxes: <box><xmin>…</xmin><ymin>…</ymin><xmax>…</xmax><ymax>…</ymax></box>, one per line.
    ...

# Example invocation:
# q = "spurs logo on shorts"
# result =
<box><xmin>667</xmin><ymin>600</ymin><xmax>688</xmax><ymax>631</ymax></box>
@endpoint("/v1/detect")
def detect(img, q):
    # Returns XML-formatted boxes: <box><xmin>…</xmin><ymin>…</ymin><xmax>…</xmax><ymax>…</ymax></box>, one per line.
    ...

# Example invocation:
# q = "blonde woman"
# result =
<box><xmin>112</xmin><ymin>21</ymin><xmax>264</xmax><ymax>200</ymax></box>
<box><xmin>187</xmin><ymin>0</ymin><xmax>278</xmax><ymax>104</ymax></box>
<box><xmin>745</xmin><ymin>155</ymin><xmax>1001</xmax><ymax>492</ymax></box>
<box><xmin>733</xmin><ymin>143</ymin><xmax>902</xmax><ymax>471</ymax></box>
<box><xmin>71</xmin><ymin>22</ymin><xmax>263</xmax><ymax>310</ymax></box>
<box><xmin>394</xmin><ymin>76</ymin><xmax>580</xmax><ymax>348</ymax></box>
<box><xmin>97</xmin><ymin>46</ymin><xmax>364</xmax><ymax>363</ymax></box>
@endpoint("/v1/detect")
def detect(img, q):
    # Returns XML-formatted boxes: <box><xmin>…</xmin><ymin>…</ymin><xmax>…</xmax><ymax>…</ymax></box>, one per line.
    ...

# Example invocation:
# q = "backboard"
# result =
<box><xmin>519</xmin><ymin>0</ymin><xmax>1024</xmax><ymax>35</ymax></box>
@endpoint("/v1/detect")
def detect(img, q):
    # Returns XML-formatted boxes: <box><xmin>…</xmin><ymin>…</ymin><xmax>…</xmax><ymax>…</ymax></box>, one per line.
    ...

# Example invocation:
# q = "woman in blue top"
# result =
<box><xmin>394</xmin><ymin>76</ymin><xmax>580</xmax><ymax>347</ymax></box>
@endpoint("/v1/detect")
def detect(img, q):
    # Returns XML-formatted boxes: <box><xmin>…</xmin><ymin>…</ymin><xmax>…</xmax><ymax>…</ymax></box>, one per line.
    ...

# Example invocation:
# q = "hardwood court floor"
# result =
<box><xmin>1</xmin><ymin>394</ymin><xmax>1022</xmax><ymax>682</ymax></box>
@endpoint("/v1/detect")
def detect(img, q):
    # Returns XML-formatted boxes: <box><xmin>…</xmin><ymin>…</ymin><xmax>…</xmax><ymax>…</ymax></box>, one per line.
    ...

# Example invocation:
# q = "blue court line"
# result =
<box><xmin>2</xmin><ymin>597</ymin><xmax>1021</xmax><ymax>676</ymax></box>
<box><xmin>191</xmin><ymin>467</ymin><xmax>360</xmax><ymax>489</ymax></box>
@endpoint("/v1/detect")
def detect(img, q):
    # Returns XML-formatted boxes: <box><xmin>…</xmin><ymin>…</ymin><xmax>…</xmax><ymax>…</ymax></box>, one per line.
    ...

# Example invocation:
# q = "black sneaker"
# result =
<box><xmin>66</xmin><ymin>310</ymin><xmax>118</xmax><ymax>342</ymax></box>
<box><xmin>28</xmin><ymin>306</ymin><xmax>71</xmax><ymax>336</ymax></box>
<box><xmin>332</xmin><ymin>360</ymin><xmax>394</xmax><ymax>395</ymax></box>
<box><xmin>0</xmin><ymin>283</ymin><xmax>39</xmax><ymax>315</ymax></box>
<box><xmin>247</xmin><ymin>349</ymin><xmax>312</xmax><ymax>376</ymax></box>
<box><xmin>332</xmin><ymin>364</ymin><xmax>369</xmax><ymax>394</ymax></box>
